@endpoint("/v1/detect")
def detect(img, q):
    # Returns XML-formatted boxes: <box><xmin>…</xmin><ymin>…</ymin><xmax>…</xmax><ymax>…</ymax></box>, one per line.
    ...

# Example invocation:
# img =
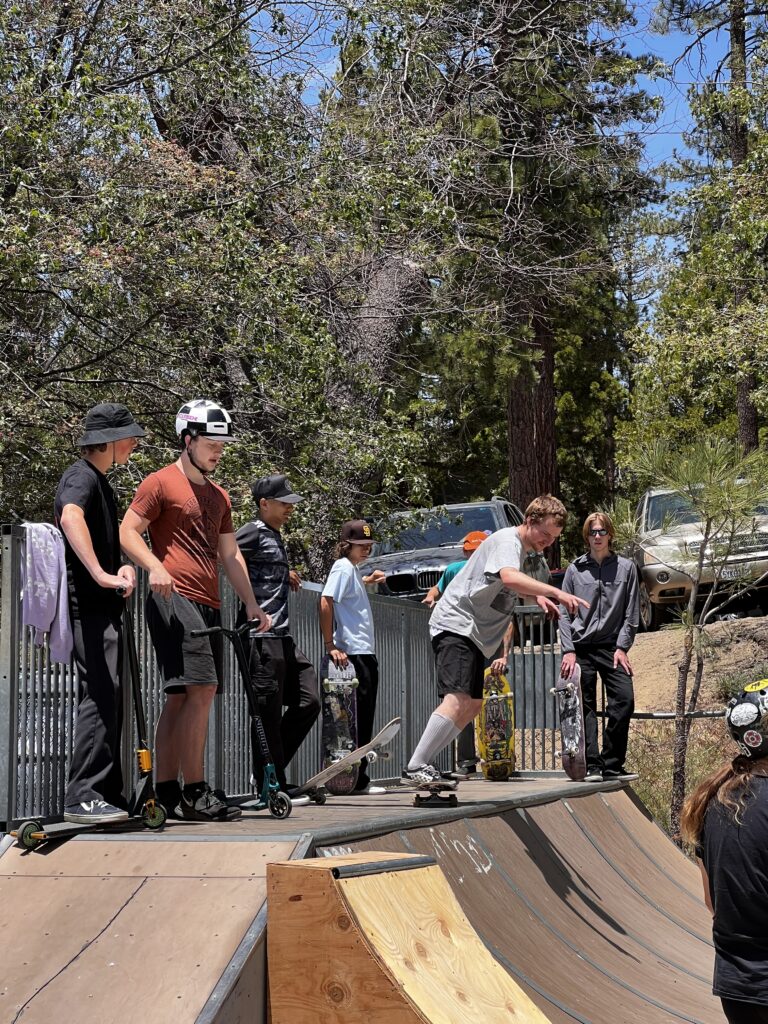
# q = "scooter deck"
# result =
<box><xmin>13</xmin><ymin>815</ymin><xmax>153</xmax><ymax>850</ymax></box>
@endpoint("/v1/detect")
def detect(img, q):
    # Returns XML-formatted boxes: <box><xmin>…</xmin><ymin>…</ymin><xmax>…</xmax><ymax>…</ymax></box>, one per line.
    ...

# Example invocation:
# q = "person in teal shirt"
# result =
<box><xmin>422</xmin><ymin>531</ymin><xmax>490</xmax><ymax>608</ymax></box>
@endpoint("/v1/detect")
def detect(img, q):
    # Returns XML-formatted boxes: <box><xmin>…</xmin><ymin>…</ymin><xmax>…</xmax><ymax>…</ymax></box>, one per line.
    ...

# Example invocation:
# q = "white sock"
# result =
<box><xmin>407</xmin><ymin>713</ymin><xmax>461</xmax><ymax>770</ymax></box>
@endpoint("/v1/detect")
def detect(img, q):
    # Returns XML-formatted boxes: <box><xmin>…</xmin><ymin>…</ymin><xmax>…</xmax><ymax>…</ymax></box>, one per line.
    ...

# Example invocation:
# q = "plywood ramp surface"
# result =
<box><xmin>1</xmin><ymin>838</ymin><xmax>295</xmax><ymax>1024</ymax></box>
<box><xmin>268</xmin><ymin>852</ymin><xmax>550</xmax><ymax>1023</ymax></box>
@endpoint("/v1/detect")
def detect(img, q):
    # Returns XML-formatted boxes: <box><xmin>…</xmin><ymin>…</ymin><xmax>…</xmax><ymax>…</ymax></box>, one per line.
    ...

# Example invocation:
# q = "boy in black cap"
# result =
<box><xmin>55</xmin><ymin>403</ymin><xmax>145</xmax><ymax>823</ymax></box>
<box><xmin>235</xmin><ymin>474</ymin><xmax>320</xmax><ymax>789</ymax></box>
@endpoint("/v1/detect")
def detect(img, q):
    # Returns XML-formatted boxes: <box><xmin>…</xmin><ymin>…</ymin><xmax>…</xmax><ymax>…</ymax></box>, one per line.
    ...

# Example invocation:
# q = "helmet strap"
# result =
<box><xmin>185</xmin><ymin>434</ymin><xmax>211</xmax><ymax>477</ymax></box>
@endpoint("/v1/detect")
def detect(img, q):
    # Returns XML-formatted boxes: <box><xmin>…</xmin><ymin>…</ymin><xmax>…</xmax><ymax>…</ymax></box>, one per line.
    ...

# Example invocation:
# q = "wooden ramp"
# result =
<box><xmin>316</xmin><ymin>790</ymin><xmax>725</xmax><ymax>1024</ymax></box>
<box><xmin>0</xmin><ymin>833</ymin><xmax>300</xmax><ymax>1024</ymax></box>
<box><xmin>268</xmin><ymin>851</ymin><xmax>551</xmax><ymax>1023</ymax></box>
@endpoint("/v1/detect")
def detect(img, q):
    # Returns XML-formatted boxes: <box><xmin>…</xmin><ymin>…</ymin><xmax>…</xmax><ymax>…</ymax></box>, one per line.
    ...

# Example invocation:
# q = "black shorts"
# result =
<box><xmin>146</xmin><ymin>592</ymin><xmax>224</xmax><ymax>694</ymax></box>
<box><xmin>432</xmin><ymin>631</ymin><xmax>485</xmax><ymax>699</ymax></box>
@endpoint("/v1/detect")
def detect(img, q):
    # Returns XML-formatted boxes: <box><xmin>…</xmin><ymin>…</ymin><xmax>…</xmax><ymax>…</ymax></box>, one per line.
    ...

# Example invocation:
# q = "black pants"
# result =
<box><xmin>66</xmin><ymin>615</ymin><xmax>125</xmax><ymax>808</ymax></box>
<box><xmin>248</xmin><ymin>636</ymin><xmax>320</xmax><ymax>789</ymax></box>
<box><xmin>575</xmin><ymin>644</ymin><xmax>634</xmax><ymax>774</ymax></box>
<box><xmin>722</xmin><ymin>997</ymin><xmax>768</xmax><ymax>1023</ymax></box>
<box><xmin>348</xmin><ymin>654</ymin><xmax>379</xmax><ymax>790</ymax></box>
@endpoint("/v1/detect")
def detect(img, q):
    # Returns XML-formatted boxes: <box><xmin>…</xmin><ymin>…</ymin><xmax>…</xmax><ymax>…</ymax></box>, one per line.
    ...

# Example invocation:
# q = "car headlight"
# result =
<box><xmin>641</xmin><ymin>543</ymin><xmax>685</xmax><ymax>567</ymax></box>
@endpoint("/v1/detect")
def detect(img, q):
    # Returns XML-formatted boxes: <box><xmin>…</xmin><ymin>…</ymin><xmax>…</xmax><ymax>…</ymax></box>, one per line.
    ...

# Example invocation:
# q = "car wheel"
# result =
<box><xmin>639</xmin><ymin>580</ymin><xmax>666</xmax><ymax>632</ymax></box>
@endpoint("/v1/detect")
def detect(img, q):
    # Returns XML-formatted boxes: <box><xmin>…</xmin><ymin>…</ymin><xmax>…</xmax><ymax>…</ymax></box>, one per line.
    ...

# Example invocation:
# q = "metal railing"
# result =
<box><xmin>0</xmin><ymin>525</ymin><xmax>573</xmax><ymax>825</ymax></box>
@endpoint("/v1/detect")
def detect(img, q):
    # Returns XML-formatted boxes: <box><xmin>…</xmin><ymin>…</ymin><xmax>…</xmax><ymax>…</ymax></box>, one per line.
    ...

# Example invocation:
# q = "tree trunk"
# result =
<box><xmin>730</xmin><ymin>0</ymin><xmax>759</xmax><ymax>450</ymax></box>
<box><xmin>670</xmin><ymin>626</ymin><xmax>694</xmax><ymax>846</ymax></box>
<box><xmin>507</xmin><ymin>314</ymin><xmax>558</xmax><ymax>509</ymax></box>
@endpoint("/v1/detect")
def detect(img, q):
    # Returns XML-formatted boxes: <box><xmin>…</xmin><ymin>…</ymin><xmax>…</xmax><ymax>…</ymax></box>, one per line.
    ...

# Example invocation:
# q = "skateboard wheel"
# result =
<box><xmin>15</xmin><ymin>819</ymin><xmax>43</xmax><ymax>850</ymax></box>
<box><xmin>313</xmin><ymin>791</ymin><xmax>327</xmax><ymax>806</ymax></box>
<box><xmin>142</xmin><ymin>802</ymin><xmax>167</xmax><ymax>830</ymax></box>
<box><xmin>268</xmin><ymin>791</ymin><xmax>293</xmax><ymax>819</ymax></box>
<box><xmin>448</xmin><ymin>795</ymin><xmax>458</xmax><ymax>807</ymax></box>
<box><xmin>366</xmin><ymin>750</ymin><xmax>378</xmax><ymax>765</ymax></box>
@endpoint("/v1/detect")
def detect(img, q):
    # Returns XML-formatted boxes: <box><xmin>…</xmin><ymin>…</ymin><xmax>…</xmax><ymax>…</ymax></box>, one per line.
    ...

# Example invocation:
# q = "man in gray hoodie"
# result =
<box><xmin>559</xmin><ymin>511</ymin><xmax>639</xmax><ymax>782</ymax></box>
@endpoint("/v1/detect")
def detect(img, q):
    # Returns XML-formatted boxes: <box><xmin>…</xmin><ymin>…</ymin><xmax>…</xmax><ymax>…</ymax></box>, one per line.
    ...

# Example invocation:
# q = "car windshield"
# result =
<box><xmin>645</xmin><ymin>494</ymin><xmax>701</xmax><ymax>531</ymax></box>
<box><xmin>373</xmin><ymin>507</ymin><xmax>496</xmax><ymax>555</ymax></box>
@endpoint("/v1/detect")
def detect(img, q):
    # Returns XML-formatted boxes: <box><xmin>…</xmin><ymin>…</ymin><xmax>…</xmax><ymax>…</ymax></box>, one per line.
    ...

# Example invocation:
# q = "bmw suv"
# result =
<box><xmin>361</xmin><ymin>498</ymin><xmax>525</xmax><ymax>601</ymax></box>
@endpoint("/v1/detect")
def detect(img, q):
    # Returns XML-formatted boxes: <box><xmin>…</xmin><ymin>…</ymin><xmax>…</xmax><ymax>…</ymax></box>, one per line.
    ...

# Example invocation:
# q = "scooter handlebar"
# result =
<box><xmin>190</xmin><ymin>621</ymin><xmax>256</xmax><ymax>639</ymax></box>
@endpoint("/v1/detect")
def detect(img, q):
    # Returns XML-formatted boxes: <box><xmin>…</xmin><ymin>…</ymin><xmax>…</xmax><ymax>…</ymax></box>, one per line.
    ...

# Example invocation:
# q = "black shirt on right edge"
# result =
<box><xmin>700</xmin><ymin>776</ymin><xmax>768</xmax><ymax>1005</ymax></box>
<box><xmin>54</xmin><ymin>458</ymin><xmax>123</xmax><ymax>621</ymax></box>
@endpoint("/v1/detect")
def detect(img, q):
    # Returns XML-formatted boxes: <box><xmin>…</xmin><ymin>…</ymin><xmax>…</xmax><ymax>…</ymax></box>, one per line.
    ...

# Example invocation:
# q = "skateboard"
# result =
<box><xmin>475</xmin><ymin>668</ymin><xmax>515</xmax><ymax>780</ymax></box>
<box><xmin>291</xmin><ymin>718</ymin><xmax>401</xmax><ymax>803</ymax></box>
<box><xmin>552</xmin><ymin>662</ymin><xmax>587</xmax><ymax>781</ymax></box>
<box><xmin>412</xmin><ymin>781</ymin><xmax>459</xmax><ymax>808</ymax></box>
<box><xmin>320</xmin><ymin>656</ymin><xmax>359</xmax><ymax>796</ymax></box>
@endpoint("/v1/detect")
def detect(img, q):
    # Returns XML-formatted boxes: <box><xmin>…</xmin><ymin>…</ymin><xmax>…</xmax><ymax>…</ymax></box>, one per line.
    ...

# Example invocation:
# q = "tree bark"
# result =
<box><xmin>507</xmin><ymin>314</ymin><xmax>558</xmax><ymax>509</ymax></box>
<box><xmin>730</xmin><ymin>0</ymin><xmax>759</xmax><ymax>450</ymax></box>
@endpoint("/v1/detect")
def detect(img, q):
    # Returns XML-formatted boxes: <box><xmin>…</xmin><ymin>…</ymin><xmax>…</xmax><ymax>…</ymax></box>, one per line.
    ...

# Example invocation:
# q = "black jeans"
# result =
<box><xmin>574</xmin><ymin>643</ymin><xmax>634</xmax><ymax>774</ymax></box>
<box><xmin>248</xmin><ymin>636</ymin><xmax>320</xmax><ymax>788</ymax></box>
<box><xmin>66</xmin><ymin>614</ymin><xmax>125</xmax><ymax>808</ymax></box>
<box><xmin>348</xmin><ymin>654</ymin><xmax>379</xmax><ymax>789</ymax></box>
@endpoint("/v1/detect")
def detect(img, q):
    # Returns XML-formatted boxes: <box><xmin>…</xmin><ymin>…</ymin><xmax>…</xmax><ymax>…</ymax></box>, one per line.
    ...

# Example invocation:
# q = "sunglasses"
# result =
<box><xmin>588</xmin><ymin>528</ymin><xmax>609</xmax><ymax>537</ymax></box>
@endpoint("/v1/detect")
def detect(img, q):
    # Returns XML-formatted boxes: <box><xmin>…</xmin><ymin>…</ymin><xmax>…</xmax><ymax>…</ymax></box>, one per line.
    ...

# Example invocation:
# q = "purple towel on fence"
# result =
<box><xmin>21</xmin><ymin>522</ymin><xmax>73</xmax><ymax>664</ymax></box>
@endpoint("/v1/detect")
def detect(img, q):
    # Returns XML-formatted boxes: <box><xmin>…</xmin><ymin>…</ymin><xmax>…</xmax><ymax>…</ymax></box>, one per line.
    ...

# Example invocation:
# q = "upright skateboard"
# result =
<box><xmin>291</xmin><ymin>718</ymin><xmax>401</xmax><ymax>803</ymax></box>
<box><xmin>475</xmin><ymin>667</ymin><xmax>515</xmax><ymax>780</ymax></box>
<box><xmin>190</xmin><ymin>621</ymin><xmax>292</xmax><ymax>818</ymax></box>
<box><xmin>552</xmin><ymin>662</ymin><xmax>587</xmax><ymax>781</ymax></box>
<box><xmin>320</xmin><ymin>656</ymin><xmax>359</xmax><ymax>795</ymax></box>
<box><xmin>13</xmin><ymin>604</ymin><xmax>167</xmax><ymax>850</ymax></box>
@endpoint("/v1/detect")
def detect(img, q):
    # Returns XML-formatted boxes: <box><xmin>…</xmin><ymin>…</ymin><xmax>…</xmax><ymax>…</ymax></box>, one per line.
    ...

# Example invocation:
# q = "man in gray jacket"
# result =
<box><xmin>559</xmin><ymin>511</ymin><xmax>639</xmax><ymax>782</ymax></box>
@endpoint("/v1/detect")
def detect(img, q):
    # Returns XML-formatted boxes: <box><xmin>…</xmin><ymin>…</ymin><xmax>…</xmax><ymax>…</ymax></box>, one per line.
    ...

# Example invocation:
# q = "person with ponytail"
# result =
<box><xmin>681</xmin><ymin>682</ymin><xmax>768</xmax><ymax>1024</ymax></box>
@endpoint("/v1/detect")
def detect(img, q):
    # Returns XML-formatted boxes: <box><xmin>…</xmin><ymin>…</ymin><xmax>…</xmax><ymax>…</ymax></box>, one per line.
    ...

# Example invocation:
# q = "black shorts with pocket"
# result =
<box><xmin>146</xmin><ymin>592</ymin><xmax>224</xmax><ymax>694</ymax></box>
<box><xmin>431</xmin><ymin>631</ymin><xmax>485</xmax><ymax>699</ymax></box>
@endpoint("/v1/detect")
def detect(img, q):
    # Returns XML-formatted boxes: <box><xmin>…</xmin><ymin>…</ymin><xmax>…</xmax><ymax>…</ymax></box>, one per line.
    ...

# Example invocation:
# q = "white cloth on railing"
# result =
<box><xmin>21</xmin><ymin>522</ymin><xmax>73</xmax><ymax>663</ymax></box>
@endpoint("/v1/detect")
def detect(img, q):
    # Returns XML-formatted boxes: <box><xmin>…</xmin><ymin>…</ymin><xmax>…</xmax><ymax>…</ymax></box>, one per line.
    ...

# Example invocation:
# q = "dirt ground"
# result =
<box><xmin>629</xmin><ymin>616</ymin><xmax>768</xmax><ymax>711</ymax></box>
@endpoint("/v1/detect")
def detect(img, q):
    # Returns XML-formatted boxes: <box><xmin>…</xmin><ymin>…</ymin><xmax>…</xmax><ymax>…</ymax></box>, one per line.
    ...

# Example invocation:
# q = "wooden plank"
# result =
<box><xmin>0</xmin><ymin>839</ymin><xmax>295</xmax><ymax>878</ymax></box>
<box><xmin>268</xmin><ymin>855</ymin><xmax>551</xmax><ymax>1023</ymax></box>
<box><xmin>5</xmin><ymin>876</ymin><xmax>266</xmax><ymax>1024</ymax></box>
<box><xmin>339</xmin><ymin>864</ymin><xmax>551</xmax><ymax>1023</ymax></box>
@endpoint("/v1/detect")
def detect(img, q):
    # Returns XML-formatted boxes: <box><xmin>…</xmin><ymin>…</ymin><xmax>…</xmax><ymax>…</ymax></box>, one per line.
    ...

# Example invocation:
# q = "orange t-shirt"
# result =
<box><xmin>129</xmin><ymin>464</ymin><xmax>234</xmax><ymax>608</ymax></box>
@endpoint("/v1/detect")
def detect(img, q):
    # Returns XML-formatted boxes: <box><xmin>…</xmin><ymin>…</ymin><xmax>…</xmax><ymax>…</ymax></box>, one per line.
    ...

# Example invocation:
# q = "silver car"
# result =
<box><xmin>630</xmin><ymin>488</ymin><xmax>768</xmax><ymax>630</ymax></box>
<box><xmin>362</xmin><ymin>498</ymin><xmax>525</xmax><ymax>601</ymax></box>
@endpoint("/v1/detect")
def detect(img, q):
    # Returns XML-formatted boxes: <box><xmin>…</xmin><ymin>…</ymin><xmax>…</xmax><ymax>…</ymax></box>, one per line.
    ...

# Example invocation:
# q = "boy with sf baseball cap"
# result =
<box><xmin>320</xmin><ymin>520</ymin><xmax>386</xmax><ymax>793</ymax></box>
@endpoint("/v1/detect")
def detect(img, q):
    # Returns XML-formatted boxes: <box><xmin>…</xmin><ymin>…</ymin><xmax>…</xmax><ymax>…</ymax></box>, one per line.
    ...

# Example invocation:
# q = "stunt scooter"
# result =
<box><xmin>14</xmin><ymin>604</ymin><xmax>167</xmax><ymax>849</ymax></box>
<box><xmin>190</xmin><ymin>620</ymin><xmax>292</xmax><ymax>819</ymax></box>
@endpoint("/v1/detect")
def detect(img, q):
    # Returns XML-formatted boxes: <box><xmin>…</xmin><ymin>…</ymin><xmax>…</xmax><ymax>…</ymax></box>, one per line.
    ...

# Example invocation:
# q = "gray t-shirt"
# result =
<box><xmin>429</xmin><ymin>527</ymin><xmax>526</xmax><ymax>656</ymax></box>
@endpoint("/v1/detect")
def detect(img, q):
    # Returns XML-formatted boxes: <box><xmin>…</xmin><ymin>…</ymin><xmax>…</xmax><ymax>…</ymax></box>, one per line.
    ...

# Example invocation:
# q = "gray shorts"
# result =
<box><xmin>146</xmin><ymin>592</ymin><xmax>223</xmax><ymax>694</ymax></box>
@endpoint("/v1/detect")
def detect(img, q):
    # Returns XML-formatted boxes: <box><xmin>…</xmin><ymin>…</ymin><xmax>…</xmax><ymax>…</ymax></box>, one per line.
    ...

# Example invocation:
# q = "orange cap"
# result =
<box><xmin>463</xmin><ymin>530</ymin><xmax>489</xmax><ymax>552</ymax></box>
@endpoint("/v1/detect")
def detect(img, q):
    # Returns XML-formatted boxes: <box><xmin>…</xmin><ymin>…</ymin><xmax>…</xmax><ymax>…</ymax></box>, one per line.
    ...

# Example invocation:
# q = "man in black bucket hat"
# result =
<box><xmin>55</xmin><ymin>402</ymin><xmax>145</xmax><ymax>824</ymax></box>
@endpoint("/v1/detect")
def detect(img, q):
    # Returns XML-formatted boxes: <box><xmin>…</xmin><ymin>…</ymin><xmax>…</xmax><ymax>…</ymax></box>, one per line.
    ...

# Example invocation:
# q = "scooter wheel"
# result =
<box><xmin>268</xmin><ymin>792</ymin><xmax>292</xmax><ymax>819</ymax></box>
<box><xmin>16</xmin><ymin>819</ymin><xmax>43</xmax><ymax>850</ymax></box>
<box><xmin>141</xmin><ymin>803</ymin><xmax>167</xmax><ymax>830</ymax></box>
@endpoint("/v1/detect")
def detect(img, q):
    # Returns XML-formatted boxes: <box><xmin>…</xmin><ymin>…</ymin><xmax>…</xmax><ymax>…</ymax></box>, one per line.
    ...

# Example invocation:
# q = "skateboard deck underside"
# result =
<box><xmin>321</xmin><ymin>665</ymin><xmax>359</xmax><ymax>796</ymax></box>
<box><xmin>554</xmin><ymin>666</ymin><xmax>586</xmax><ymax>781</ymax></box>
<box><xmin>476</xmin><ymin>671</ymin><xmax>515</xmax><ymax>781</ymax></box>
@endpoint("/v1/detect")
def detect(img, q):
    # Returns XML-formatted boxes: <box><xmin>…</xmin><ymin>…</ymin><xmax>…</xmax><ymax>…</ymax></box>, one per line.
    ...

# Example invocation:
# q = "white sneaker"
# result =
<box><xmin>63</xmin><ymin>800</ymin><xmax>129</xmax><ymax>825</ymax></box>
<box><xmin>352</xmin><ymin>784</ymin><xmax>387</xmax><ymax>795</ymax></box>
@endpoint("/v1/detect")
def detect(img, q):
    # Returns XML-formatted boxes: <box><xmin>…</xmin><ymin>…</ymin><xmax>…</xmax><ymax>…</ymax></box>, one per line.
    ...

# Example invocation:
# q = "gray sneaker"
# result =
<box><xmin>63</xmin><ymin>800</ymin><xmax>130</xmax><ymax>825</ymax></box>
<box><xmin>401</xmin><ymin>764</ymin><xmax>456</xmax><ymax>789</ymax></box>
<box><xmin>179</xmin><ymin>784</ymin><xmax>242</xmax><ymax>821</ymax></box>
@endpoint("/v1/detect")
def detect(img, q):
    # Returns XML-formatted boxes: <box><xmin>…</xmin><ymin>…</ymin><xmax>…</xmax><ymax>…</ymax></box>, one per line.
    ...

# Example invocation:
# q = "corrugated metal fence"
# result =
<box><xmin>1</xmin><ymin>524</ymin><xmax>563</xmax><ymax>825</ymax></box>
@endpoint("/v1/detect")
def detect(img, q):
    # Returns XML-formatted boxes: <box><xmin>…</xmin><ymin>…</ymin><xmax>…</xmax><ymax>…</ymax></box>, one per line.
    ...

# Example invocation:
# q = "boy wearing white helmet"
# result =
<box><xmin>120</xmin><ymin>400</ymin><xmax>271</xmax><ymax>821</ymax></box>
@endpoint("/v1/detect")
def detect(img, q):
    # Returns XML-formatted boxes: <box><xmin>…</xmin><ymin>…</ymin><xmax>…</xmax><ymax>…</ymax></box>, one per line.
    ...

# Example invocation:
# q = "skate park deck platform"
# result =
<box><xmin>0</xmin><ymin>775</ymin><xmax>723</xmax><ymax>1023</ymax></box>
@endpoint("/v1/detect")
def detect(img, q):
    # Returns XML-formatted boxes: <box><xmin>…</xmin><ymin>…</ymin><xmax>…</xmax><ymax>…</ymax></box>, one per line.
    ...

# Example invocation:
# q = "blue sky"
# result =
<box><xmin>625</xmin><ymin>1</ymin><xmax>730</xmax><ymax>169</ymax></box>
